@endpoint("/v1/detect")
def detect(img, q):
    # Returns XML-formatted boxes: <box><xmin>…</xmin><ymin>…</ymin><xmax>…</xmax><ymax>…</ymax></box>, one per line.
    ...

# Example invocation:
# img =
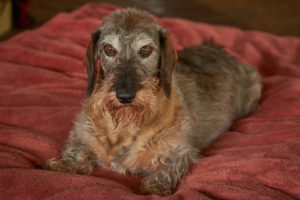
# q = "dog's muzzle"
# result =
<box><xmin>115</xmin><ymin>67</ymin><xmax>139</xmax><ymax>104</ymax></box>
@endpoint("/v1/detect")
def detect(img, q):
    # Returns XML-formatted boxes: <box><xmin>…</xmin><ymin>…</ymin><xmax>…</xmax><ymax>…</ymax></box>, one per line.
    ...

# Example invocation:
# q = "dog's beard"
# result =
<box><xmin>101</xmin><ymin>77</ymin><xmax>159</xmax><ymax>128</ymax></box>
<box><xmin>103</xmin><ymin>94</ymin><xmax>150</xmax><ymax>127</ymax></box>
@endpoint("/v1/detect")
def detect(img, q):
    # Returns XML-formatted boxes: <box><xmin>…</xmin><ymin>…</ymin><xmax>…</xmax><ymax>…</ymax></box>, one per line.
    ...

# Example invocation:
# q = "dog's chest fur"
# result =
<box><xmin>78</xmin><ymin>88</ymin><xmax>189</xmax><ymax>174</ymax></box>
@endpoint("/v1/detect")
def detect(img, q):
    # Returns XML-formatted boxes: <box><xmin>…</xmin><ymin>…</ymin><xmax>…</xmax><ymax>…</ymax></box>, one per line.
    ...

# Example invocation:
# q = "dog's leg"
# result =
<box><xmin>234</xmin><ymin>66</ymin><xmax>262</xmax><ymax>120</ymax></box>
<box><xmin>44</xmin><ymin>132</ymin><xmax>95</xmax><ymax>175</ymax></box>
<box><xmin>140</xmin><ymin>149</ymin><xmax>198</xmax><ymax>196</ymax></box>
<box><xmin>44</xmin><ymin>111</ymin><xmax>97</xmax><ymax>174</ymax></box>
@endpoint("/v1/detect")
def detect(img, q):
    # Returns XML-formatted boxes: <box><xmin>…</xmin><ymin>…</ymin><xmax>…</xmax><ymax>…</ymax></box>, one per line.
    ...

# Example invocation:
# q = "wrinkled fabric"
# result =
<box><xmin>0</xmin><ymin>3</ymin><xmax>299</xmax><ymax>200</ymax></box>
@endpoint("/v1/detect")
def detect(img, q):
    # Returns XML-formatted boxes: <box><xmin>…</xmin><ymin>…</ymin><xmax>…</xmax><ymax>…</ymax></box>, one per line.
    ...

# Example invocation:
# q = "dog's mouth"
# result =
<box><xmin>100</xmin><ymin>76</ymin><xmax>159</xmax><ymax>128</ymax></box>
<box><xmin>103</xmin><ymin>93</ymin><xmax>147</xmax><ymax>127</ymax></box>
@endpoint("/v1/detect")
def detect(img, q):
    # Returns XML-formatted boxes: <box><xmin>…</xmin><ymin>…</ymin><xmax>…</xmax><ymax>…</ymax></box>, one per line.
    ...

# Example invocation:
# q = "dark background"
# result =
<box><xmin>1</xmin><ymin>0</ymin><xmax>300</xmax><ymax>41</ymax></box>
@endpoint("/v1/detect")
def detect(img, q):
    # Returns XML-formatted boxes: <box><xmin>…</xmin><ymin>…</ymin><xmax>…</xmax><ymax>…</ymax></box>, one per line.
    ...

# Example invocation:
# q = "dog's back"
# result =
<box><xmin>175</xmin><ymin>44</ymin><xmax>262</xmax><ymax>149</ymax></box>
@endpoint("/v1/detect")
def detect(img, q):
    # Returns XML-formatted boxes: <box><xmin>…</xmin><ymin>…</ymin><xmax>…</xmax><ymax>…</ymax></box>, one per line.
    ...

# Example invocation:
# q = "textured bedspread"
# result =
<box><xmin>0</xmin><ymin>3</ymin><xmax>300</xmax><ymax>200</ymax></box>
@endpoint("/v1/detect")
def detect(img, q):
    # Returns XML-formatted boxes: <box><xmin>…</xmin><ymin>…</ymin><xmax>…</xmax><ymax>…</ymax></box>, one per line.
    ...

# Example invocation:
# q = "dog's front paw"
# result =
<box><xmin>139</xmin><ymin>173</ymin><xmax>173</xmax><ymax>196</ymax></box>
<box><xmin>43</xmin><ymin>157</ymin><xmax>93</xmax><ymax>175</ymax></box>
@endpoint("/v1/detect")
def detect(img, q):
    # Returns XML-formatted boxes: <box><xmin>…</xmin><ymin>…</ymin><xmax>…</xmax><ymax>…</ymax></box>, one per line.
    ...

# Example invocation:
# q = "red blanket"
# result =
<box><xmin>0</xmin><ymin>3</ymin><xmax>300</xmax><ymax>200</ymax></box>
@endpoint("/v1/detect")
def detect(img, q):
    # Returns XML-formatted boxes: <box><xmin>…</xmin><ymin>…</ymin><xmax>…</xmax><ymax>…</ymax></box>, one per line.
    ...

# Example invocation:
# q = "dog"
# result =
<box><xmin>44</xmin><ymin>8</ymin><xmax>262</xmax><ymax>196</ymax></box>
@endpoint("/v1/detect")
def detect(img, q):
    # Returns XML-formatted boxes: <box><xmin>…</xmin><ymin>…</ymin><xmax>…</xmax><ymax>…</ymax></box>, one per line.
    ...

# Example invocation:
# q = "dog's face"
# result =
<box><xmin>85</xmin><ymin>9</ymin><xmax>177</xmax><ymax>126</ymax></box>
<box><xmin>98</xmin><ymin>29</ymin><xmax>160</xmax><ymax>104</ymax></box>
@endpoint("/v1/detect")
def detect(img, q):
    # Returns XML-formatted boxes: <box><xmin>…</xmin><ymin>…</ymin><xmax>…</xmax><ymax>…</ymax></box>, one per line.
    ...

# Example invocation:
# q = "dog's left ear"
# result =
<box><xmin>159</xmin><ymin>28</ymin><xmax>177</xmax><ymax>99</ymax></box>
<box><xmin>85</xmin><ymin>28</ymin><xmax>102</xmax><ymax>97</ymax></box>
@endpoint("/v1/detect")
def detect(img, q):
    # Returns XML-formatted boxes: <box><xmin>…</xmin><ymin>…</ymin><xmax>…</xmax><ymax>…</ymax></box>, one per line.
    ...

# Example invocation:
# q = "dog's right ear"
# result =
<box><xmin>159</xmin><ymin>28</ymin><xmax>177</xmax><ymax>99</ymax></box>
<box><xmin>85</xmin><ymin>28</ymin><xmax>102</xmax><ymax>97</ymax></box>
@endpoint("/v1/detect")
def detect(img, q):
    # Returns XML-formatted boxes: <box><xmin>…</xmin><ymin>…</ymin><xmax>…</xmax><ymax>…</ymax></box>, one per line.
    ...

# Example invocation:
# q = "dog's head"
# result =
<box><xmin>85</xmin><ymin>8</ymin><xmax>177</xmax><ymax>126</ymax></box>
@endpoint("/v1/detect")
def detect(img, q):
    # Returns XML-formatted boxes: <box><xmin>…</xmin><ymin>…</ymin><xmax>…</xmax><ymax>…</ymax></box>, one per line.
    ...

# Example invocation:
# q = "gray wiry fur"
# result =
<box><xmin>44</xmin><ymin>8</ymin><xmax>262</xmax><ymax>196</ymax></box>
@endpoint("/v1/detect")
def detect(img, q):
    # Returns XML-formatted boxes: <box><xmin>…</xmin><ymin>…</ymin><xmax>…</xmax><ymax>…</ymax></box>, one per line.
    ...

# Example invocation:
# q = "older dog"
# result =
<box><xmin>44</xmin><ymin>8</ymin><xmax>262</xmax><ymax>196</ymax></box>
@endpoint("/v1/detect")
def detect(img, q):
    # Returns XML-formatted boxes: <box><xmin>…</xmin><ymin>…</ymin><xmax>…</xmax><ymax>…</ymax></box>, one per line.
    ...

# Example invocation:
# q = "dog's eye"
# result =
<box><xmin>139</xmin><ymin>46</ymin><xmax>153</xmax><ymax>58</ymax></box>
<box><xmin>104</xmin><ymin>44</ymin><xmax>117</xmax><ymax>57</ymax></box>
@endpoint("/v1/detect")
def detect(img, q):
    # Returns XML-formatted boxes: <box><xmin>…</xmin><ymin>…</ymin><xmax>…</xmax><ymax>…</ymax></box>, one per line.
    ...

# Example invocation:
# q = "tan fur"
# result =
<box><xmin>82</xmin><ymin>77</ymin><xmax>186</xmax><ymax>173</ymax></box>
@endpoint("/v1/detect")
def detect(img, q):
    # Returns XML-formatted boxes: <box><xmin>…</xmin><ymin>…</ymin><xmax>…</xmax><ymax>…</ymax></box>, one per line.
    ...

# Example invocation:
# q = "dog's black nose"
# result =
<box><xmin>116</xmin><ymin>91</ymin><xmax>135</xmax><ymax>104</ymax></box>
